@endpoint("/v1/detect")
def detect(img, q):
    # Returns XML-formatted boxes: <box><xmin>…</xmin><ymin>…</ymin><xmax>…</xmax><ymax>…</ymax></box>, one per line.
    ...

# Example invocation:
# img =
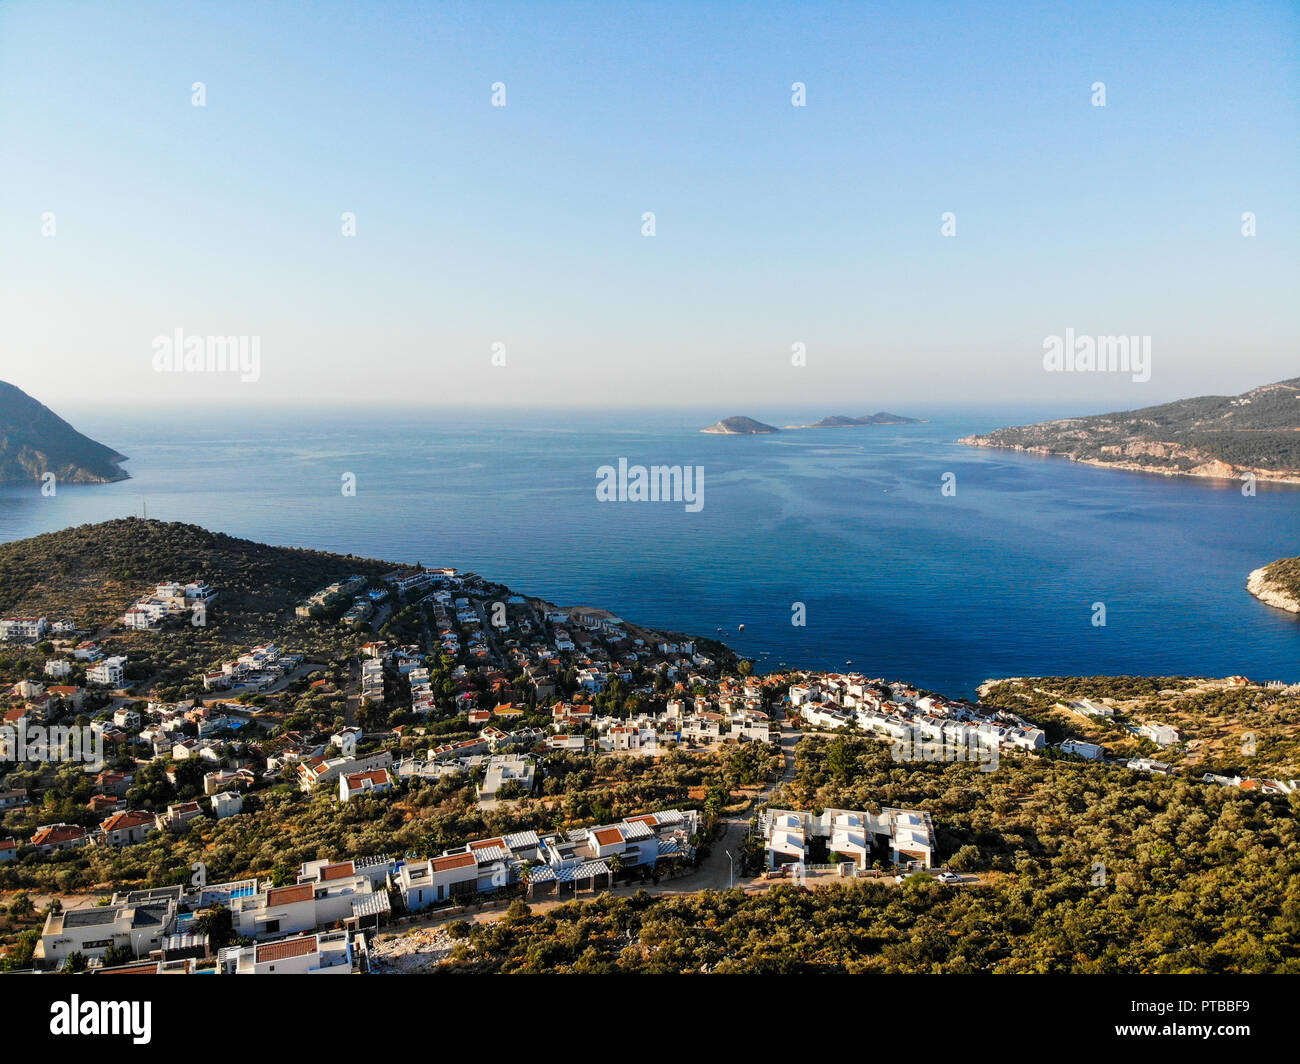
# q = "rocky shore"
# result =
<box><xmin>1247</xmin><ymin>565</ymin><xmax>1300</xmax><ymax>615</ymax></box>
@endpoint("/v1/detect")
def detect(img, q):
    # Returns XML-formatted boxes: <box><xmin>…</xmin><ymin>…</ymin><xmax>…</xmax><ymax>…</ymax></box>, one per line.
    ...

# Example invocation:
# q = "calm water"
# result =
<box><xmin>1</xmin><ymin>405</ymin><xmax>1296</xmax><ymax>698</ymax></box>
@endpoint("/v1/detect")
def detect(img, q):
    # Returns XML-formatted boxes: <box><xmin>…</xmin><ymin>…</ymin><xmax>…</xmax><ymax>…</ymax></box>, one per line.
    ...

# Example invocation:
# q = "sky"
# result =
<box><xmin>1</xmin><ymin>0</ymin><xmax>1297</xmax><ymax>412</ymax></box>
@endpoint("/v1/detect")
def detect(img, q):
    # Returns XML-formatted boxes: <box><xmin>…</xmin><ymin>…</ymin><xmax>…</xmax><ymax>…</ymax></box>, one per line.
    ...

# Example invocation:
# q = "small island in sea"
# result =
<box><xmin>0</xmin><ymin>380</ymin><xmax>129</xmax><ymax>483</ymax></box>
<box><xmin>1248</xmin><ymin>557</ymin><xmax>1300</xmax><ymax>615</ymax></box>
<box><xmin>790</xmin><ymin>412</ymin><xmax>919</xmax><ymax>429</ymax></box>
<box><xmin>960</xmin><ymin>377</ymin><xmax>1300</xmax><ymax>483</ymax></box>
<box><xmin>700</xmin><ymin>415</ymin><xmax>780</xmax><ymax>435</ymax></box>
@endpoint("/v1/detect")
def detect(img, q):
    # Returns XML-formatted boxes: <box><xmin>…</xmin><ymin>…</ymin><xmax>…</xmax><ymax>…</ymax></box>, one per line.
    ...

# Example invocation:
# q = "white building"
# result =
<box><xmin>211</xmin><ymin>791</ymin><xmax>244</xmax><ymax>818</ymax></box>
<box><xmin>1138</xmin><ymin>722</ymin><xmax>1180</xmax><ymax>748</ymax></box>
<box><xmin>761</xmin><ymin>806</ymin><xmax>936</xmax><ymax>871</ymax></box>
<box><xmin>36</xmin><ymin>898</ymin><xmax>175</xmax><ymax>967</ymax></box>
<box><xmin>1125</xmin><ymin>758</ymin><xmax>1171</xmax><ymax>775</ymax></box>
<box><xmin>1067</xmin><ymin>698</ymin><xmax>1115</xmax><ymax>719</ymax></box>
<box><xmin>338</xmin><ymin>767</ymin><xmax>393</xmax><ymax>802</ymax></box>
<box><xmin>113</xmin><ymin>706</ymin><xmax>141</xmax><ymax>730</ymax></box>
<box><xmin>219</xmin><ymin>930</ymin><xmax>359</xmax><ymax>974</ymax></box>
<box><xmin>477</xmin><ymin>755</ymin><xmax>535</xmax><ymax>801</ymax></box>
<box><xmin>0</xmin><ymin>616</ymin><xmax>48</xmax><ymax>640</ymax></box>
<box><xmin>87</xmin><ymin>655</ymin><xmax>128</xmax><ymax>687</ymax></box>
<box><xmin>298</xmin><ymin>749</ymin><xmax>393</xmax><ymax>792</ymax></box>
<box><xmin>1060</xmin><ymin>738</ymin><xmax>1105</xmax><ymax>760</ymax></box>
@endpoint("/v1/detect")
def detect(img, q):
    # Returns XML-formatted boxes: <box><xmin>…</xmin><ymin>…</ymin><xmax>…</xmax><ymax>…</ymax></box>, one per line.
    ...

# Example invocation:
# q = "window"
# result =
<box><xmin>265</xmin><ymin>919</ymin><xmax>280</xmax><ymax>934</ymax></box>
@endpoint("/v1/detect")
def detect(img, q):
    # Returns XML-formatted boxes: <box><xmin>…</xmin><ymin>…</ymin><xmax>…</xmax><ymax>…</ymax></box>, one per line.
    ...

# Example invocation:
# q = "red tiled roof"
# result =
<box><xmin>266</xmin><ymin>883</ymin><xmax>315</xmax><ymax>907</ymax></box>
<box><xmin>320</xmin><ymin>861</ymin><xmax>356</xmax><ymax>881</ymax></box>
<box><xmin>593</xmin><ymin>827</ymin><xmax>624</xmax><ymax>846</ymax></box>
<box><xmin>31</xmin><ymin>824</ymin><xmax>86</xmax><ymax>845</ymax></box>
<box><xmin>430</xmin><ymin>852</ymin><xmax>476</xmax><ymax>872</ymax></box>
<box><xmin>345</xmin><ymin>769</ymin><xmax>390</xmax><ymax>789</ymax></box>
<box><xmin>255</xmin><ymin>936</ymin><xmax>319</xmax><ymax>963</ymax></box>
<box><xmin>102</xmin><ymin>811</ymin><xmax>154</xmax><ymax>832</ymax></box>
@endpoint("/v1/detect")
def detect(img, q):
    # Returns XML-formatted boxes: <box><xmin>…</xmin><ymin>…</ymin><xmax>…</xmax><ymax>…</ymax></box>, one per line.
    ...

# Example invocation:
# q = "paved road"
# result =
<box><xmin>702</xmin><ymin>723</ymin><xmax>799</xmax><ymax>890</ymax></box>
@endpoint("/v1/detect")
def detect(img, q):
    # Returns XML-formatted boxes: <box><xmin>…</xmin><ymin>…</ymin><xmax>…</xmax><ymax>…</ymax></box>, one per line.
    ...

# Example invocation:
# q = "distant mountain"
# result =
<box><xmin>0</xmin><ymin>381</ymin><xmax>129</xmax><ymax>483</ymax></box>
<box><xmin>700</xmin><ymin>416</ymin><xmax>780</xmax><ymax>435</ymax></box>
<box><xmin>960</xmin><ymin>378</ymin><xmax>1300</xmax><ymax>483</ymax></box>
<box><xmin>802</xmin><ymin>412</ymin><xmax>918</xmax><ymax>428</ymax></box>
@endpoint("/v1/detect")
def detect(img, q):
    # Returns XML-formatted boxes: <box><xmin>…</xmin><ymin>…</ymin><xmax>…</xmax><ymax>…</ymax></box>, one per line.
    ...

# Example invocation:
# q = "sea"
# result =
<box><xmin>1</xmin><ymin>404</ymin><xmax>1296</xmax><ymax>700</ymax></box>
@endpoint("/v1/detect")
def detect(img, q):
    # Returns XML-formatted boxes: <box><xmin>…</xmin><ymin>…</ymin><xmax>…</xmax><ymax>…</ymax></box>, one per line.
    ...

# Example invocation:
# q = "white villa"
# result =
<box><xmin>760</xmin><ymin>806</ymin><xmax>937</xmax><ymax>871</ymax></box>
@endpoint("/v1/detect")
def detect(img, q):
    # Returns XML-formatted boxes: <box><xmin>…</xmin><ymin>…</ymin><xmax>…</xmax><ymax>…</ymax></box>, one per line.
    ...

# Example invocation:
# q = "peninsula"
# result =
<box><xmin>0</xmin><ymin>381</ymin><xmax>129</xmax><ymax>484</ymax></box>
<box><xmin>1247</xmin><ymin>556</ymin><xmax>1300</xmax><ymax>615</ymax></box>
<box><xmin>960</xmin><ymin>378</ymin><xmax>1300</xmax><ymax>483</ymax></box>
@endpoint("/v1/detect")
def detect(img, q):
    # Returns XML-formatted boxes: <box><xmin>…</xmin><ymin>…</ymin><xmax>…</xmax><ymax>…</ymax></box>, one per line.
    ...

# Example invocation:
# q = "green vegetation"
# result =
<box><xmin>981</xmin><ymin>676</ymin><xmax>1300</xmax><ymax>777</ymax></box>
<box><xmin>0</xmin><ymin>518</ymin><xmax>406</xmax><ymax>633</ymax></box>
<box><xmin>0</xmin><ymin>744</ymin><xmax>778</xmax><ymax>895</ymax></box>
<box><xmin>963</xmin><ymin>377</ymin><xmax>1300</xmax><ymax>475</ymax></box>
<box><xmin>1260</xmin><ymin>556</ymin><xmax>1300</xmax><ymax>601</ymax></box>
<box><xmin>446</xmin><ymin>735</ymin><xmax>1300</xmax><ymax>973</ymax></box>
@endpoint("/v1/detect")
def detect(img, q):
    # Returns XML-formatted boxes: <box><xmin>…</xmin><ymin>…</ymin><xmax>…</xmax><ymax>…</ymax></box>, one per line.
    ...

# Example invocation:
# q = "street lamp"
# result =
<box><xmin>725</xmin><ymin>849</ymin><xmax>734</xmax><ymax>889</ymax></box>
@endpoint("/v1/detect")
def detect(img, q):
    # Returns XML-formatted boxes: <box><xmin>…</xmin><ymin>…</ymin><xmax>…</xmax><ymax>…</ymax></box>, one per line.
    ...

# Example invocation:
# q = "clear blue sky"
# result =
<box><xmin>1</xmin><ymin>1</ymin><xmax>1296</xmax><ymax>409</ymax></box>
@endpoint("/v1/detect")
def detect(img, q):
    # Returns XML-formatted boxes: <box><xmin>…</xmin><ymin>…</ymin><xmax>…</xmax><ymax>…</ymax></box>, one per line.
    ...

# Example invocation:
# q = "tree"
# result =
<box><xmin>826</xmin><ymin>735</ymin><xmax>852</xmax><ymax>784</ymax></box>
<box><xmin>195</xmin><ymin>904</ymin><xmax>235</xmax><ymax>951</ymax></box>
<box><xmin>102</xmin><ymin>943</ymin><xmax>135</xmax><ymax>968</ymax></box>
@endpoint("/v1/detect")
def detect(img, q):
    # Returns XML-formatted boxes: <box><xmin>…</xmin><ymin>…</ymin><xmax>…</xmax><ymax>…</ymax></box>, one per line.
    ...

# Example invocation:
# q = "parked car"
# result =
<box><xmin>936</xmin><ymin>871</ymin><xmax>960</xmax><ymax>883</ymax></box>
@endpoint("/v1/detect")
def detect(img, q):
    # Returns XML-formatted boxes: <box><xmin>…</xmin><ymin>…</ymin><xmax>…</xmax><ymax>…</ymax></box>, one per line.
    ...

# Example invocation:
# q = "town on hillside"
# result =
<box><xmin>1</xmin><ymin>550</ymin><xmax>1297</xmax><ymax>974</ymax></box>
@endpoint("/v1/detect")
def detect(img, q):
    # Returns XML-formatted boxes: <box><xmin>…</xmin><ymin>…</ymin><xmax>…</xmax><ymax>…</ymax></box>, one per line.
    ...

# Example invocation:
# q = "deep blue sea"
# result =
<box><xmin>1</xmin><ymin>404</ymin><xmax>1296</xmax><ymax>699</ymax></box>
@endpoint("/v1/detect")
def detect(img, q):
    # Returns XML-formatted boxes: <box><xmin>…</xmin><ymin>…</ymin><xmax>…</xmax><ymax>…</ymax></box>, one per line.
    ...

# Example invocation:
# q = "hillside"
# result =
<box><xmin>978</xmin><ymin>675</ymin><xmax>1300</xmax><ymax>778</ymax></box>
<box><xmin>0</xmin><ymin>519</ymin><xmax>735</xmax><ymax>700</ymax></box>
<box><xmin>0</xmin><ymin>518</ymin><xmax>409</xmax><ymax>632</ymax></box>
<box><xmin>0</xmin><ymin>381</ymin><xmax>129</xmax><ymax>483</ymax></box>
<box><xmin>700</xmin><ymin>416</ymin><xmax>780</xmax><ymax>435</ymax></box>
<box><xmin>960</xmin><ymin>377</ymin><xmax>1300</xmax><ymax>482</ymax></box>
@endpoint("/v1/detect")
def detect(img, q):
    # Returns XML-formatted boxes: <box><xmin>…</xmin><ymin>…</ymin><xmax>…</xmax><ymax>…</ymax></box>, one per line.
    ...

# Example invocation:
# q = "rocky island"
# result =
<box><xmin>0</xmin><ymin>380</ymin><xmax>129</xmax><ymax>483</ymax></box>
<box><xmin>792</xmin><ymin>412</ymin><xmax>919</xmax><ymax>429</ymax></box>
<box><xmin>960</xmin><ymin>378</ymin><xmax>1300</xmax><ymax>484</ymax></box>
<box><xmin>700</xmin><ymin>415</ymin><xmax>780</xmax><ymax>435</ymax></box>
<box><xmin>1247</xmin><ymin>556</ymin><xmax>1300</xmax><ymax>615</ymax></box>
